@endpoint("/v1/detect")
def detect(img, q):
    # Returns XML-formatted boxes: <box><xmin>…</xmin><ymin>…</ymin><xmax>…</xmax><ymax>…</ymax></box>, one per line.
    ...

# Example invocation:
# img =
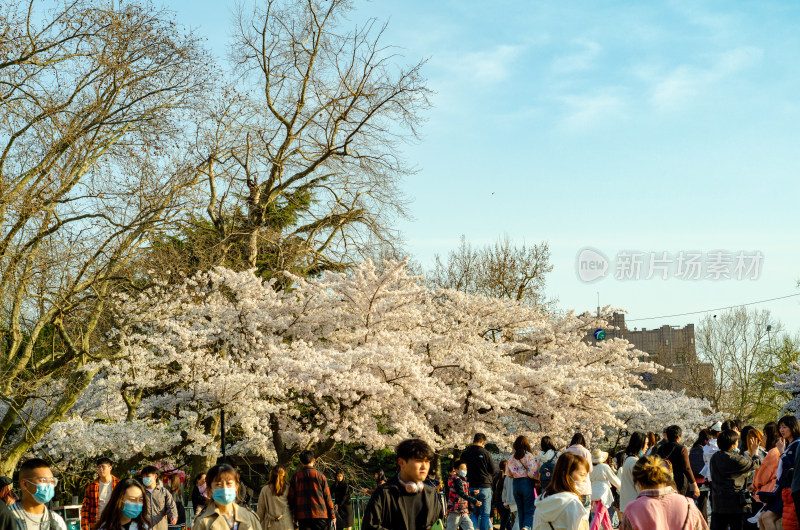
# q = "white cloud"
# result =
<box><xmin>558</xmin><ymin>90</ymin><xmax>626</xmax><ymax>132</ymax></box>
<box><xmin>449</xmin><ymin>44</ymin><xmax>526</xmax><ymax>85</ymax></box>
<box><xmin>647</xmin><ymin>46</ymin><xmax>763</xmax><ymax>108</ymax></box>
<box><xmin>552</xmin><ymin>39</ymin><xmax>602</xmax><ymax>74</ymax></box>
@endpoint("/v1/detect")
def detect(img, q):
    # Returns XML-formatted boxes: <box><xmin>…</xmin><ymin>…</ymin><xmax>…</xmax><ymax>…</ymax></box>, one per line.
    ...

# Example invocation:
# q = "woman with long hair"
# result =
<box><xmin>564</xmin><ymin>433</ymin><xmax>592</xmax><ymax>508</ymax></box>
<box><xmin>167</xmin><ymin>475</ymin><xmax>185</xmax><ymax>525</ymax></box>
<box><xmin>689</xmin><ymin>429</ymin><xmax>711</xmax><ymax>522</ymax></box>
<box><xmin>94</xmin><ymin>478</ymin><xmax>151</xmax><ymax>530</ymax></box>
<box><xmin>618</xmin><ymin>432</ymin><xmax>649</xmax><ymax>513</ymax></box>
<box><xmin>619</xmin><ymin>456</ymin><xmax>707</xmax><ymax>530</ymax></box>
<box><xmin>332</xmin><ymin>471</ymin><xmax>353</xmax><ymax>530</ymax></box>
<box><xmin>752</xmin><ymin>422</ymin><xmax>780</xmax><ymax>505</ymax></box>
<box><xmin>257</xmin><ymin>466</ymin><xmax>292</xmax><ymax>530</ymax></box>
<box><xmin>537</xmin><ymin>436</ymin><xmax>559</xmax><ymax>467</ymax></box>
<box><xmin>506</xmin><ymin>435</ymin><xmax>539</xmax><ymax>530</ymax></box>
<box><xmin>531</xmin><ymin>452</ymin><xmax>590</xmax><ymax>530</ymax></box>
<box><xmin>193</xmin><ymin>464</ymin><xmax>261</xmax><ymax>530</ymax></box>
<box><xmin>645</xmin><ymin>433</ymin><xmax>658</xmax><ymax>455</ymax></box>
<box><xmin>191</xmin><ymin>473</ymin><xmax>207</xmax><ymax>517</ymax></box>
<box><xmin>759</xmin><ymin>416</ymin><xmax>800</xmax><ymax>530</ymax></box>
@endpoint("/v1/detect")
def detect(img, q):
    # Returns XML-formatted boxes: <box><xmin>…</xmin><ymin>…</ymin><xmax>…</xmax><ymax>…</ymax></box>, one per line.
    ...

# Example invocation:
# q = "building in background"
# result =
<box><xmin>587</xmin><ymin>312</ymin><xmax>714</xmax><ymax>396</ymax></box>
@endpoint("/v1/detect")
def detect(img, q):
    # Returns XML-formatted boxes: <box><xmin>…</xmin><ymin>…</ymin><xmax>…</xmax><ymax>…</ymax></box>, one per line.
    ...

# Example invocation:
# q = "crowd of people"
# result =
<box><xmin>1</xmin><ymin>416</ymin><xmax>800</xmax><ymax>530</ymax></box>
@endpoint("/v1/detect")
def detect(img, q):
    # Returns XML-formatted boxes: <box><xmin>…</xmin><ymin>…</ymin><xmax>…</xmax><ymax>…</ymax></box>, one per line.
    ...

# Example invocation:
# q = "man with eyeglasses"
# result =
<box><xmin>8</xmin><ymin>458</ymin><xmax>67</xmax><ymax>530</ymax></box>
<box><xmin>80</xmin><ymin>458</ymin><xmax>117</xmax><ymax>530</ymax></box>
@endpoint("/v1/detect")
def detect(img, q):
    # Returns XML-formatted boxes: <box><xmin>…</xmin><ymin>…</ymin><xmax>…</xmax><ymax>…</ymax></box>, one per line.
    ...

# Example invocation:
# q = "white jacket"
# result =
<box><xmin>532</xmin><ymin>492</ymin><xmax>589</xmax><ymax>530</ymax></box>
<box><xmin>590</xmin><ymin>463</ymin><xmax>621</xmax><ymax>508</ymax></box>
<box><xmin>502</xmin><ymin>476</ymin><xmax>520</xmax><ymax>530</ymax></box>
<box><xmin>537</xmin><ymin>449</ymin><xmax>559</xmax><ymax>467</ymax></box>
<box><xmin>618</xmin><ymin>455</ymin><xmax>639</xmax><ymax>512</ymax></box>
<box><xmin>700</xmin><ymin>438</ymin><xmax>719</xmax><ymax>480</ymax></box>
<box><xmin>564</xmin><ymin>445</ymin><xmax>593</xmax><ymax>496</ymax></box>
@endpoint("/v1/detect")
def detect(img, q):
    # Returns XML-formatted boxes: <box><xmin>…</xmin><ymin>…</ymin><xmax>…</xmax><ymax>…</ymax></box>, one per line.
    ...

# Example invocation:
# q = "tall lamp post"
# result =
<box><xmin>220</xmin><ymin>409</ymin><xmax>227</xmax><ymax>464</ymax></box>
<box><xmin>767</xmin><ymin>324</ymin><xmax>773</xmax><ymax>352</ymax></box>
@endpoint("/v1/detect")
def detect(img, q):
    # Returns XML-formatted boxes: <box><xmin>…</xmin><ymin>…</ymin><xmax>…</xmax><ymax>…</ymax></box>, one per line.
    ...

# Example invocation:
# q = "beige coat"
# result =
<box><xmin>193</xmin><ymin>503</ymin><xmax>262</xmax><ymax>530</ymax></box>
<box><xmin>256</xmin><ymin>486</ymin><xmax>293</xmax><ymax>530</ymax></box>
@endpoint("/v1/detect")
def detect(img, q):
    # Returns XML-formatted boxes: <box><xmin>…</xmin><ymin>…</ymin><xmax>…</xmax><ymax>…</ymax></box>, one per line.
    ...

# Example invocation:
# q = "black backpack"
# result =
<box><xmin>539</xmin><ymin>455</ymin><xmax>558</xmax><ymax>491</ymax></box>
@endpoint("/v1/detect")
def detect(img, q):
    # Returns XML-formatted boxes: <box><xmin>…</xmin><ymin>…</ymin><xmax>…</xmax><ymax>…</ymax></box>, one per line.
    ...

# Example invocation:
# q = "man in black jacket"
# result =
<box><xmin>460</xmin><ymin>433</ymin><xmax>496</xmax><ymax>530</ymax></box>
<box><xmin>361</xmin><ymin>439</ymin><xmax>443</xmax><ymax>530</ymax></box>
<box><xmin>656</xmin><ymin>425</ymin><xmax>700</xmax><ymax>498</ymax></box>
<box><xmin>709</xmin><ymin>429</ymin><xmax>761</xmax><ymax>530</ymax></box>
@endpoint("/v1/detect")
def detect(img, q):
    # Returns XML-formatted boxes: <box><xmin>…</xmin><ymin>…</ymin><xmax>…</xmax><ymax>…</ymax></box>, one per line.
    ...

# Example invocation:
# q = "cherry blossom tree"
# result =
<box><xmin>38</xmin><ymin>260</ymin><xmax>662</xmax><ymax>475</ymax></box>
<box><xmin>609</xmin><ymin>389</ymin><xmax>722</xmax><ymax>447</ymax></box>
<box><xmin>776</xmin><ymin>362</ymin><xmax>800</xmax><ymax>416</ymax></box>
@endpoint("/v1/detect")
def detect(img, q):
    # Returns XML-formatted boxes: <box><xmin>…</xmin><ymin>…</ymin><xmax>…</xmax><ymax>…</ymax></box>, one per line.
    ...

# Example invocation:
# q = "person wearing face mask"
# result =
<box><xmin>81</xmin><ymin>458</ymin><xmax>119</xmax><ymax>530</ymax></box>
<box><xmin>193</xmin><ymin>464</ymin><xmax>261</xmax><ymax>530</ymax></box>
<box><xmin>531</xmin><ymin>453</ymin><xmax>590</xmax><ymax>530</ymax></box>
<box><xmin>446</xmin><ymin>461</ymin><xmax>481</xmax><ymax>530</ymax></box>
<box><xmin>94</xmin><ymin>478</ymin><xmax>152</xmax><ymax>530</ymax></box>
<box><xmin>8</xmin><ymin>458</ymin><xmax>68</xmax><ymax>530</ymax></box>
<box><xmin>192</xmin><ymin>474</ymin><xmax>208</xmax><ymax>517</ymax></box>
<box><xmin>139</xmin><ymin>467</ymin><xmax>176</xmax><ymax>530</ymax></box>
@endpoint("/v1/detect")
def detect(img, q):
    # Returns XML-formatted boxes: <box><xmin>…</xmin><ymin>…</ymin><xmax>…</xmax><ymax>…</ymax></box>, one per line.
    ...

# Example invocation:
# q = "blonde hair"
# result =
<box><xmin>169</xmin><ymin>474</ymin><xmax>182</xmax><ymax>494</ymax></box>
<box><xmin>631</xmin><ymin>455</ymin><xmax>674</xmax><ymax>489</ymax></box>
<box><xmin>269</xmin><ymin>466</ymin><xmax>287</xmax><ymax>496</ymax></box>
<box><xmin>747</xmin><ymin>429</ymin><xmax>764</xmax><ymax>449</ymax></box>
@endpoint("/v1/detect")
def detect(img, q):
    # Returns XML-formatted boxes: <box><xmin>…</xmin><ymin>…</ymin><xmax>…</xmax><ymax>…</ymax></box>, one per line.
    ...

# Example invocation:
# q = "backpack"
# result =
<box><xmin>539</xmin><ymin>455</ymin><xmax>558</xmax><ymax>491</ymax></box>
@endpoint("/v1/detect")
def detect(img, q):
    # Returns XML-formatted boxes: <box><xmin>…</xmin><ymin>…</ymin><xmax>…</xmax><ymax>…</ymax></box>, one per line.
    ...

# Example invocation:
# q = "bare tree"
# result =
<box><xmin>0</xmin><ymin>0</ymin><xmax>207</xmax><ymax>474</ymax></box>
<box><xmin>694</xmin><ymin>307</ymin><xmax>780</xmax><ymax>422</ymax></box>
<box><xmin>430</xmin><ymin>235</ymin><xmax>554</xmax><ymax>307</ymax></box>
<box><xmin>170</xmin><ymin>0</ymin><xmax>430</xmax><ymax>282</ymax></box>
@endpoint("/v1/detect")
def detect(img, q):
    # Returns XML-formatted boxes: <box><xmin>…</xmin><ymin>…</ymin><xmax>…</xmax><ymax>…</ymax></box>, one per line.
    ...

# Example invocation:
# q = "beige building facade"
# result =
<box><xmin>588</xmin><ymin>312</ymin><xmax>714</xmax><ymax>396</ymax></box>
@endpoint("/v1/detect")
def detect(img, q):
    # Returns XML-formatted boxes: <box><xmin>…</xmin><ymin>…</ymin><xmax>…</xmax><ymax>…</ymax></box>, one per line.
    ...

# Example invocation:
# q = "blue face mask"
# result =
<box><xmin>212</xmin><ymin>488</ymin><xmax>237</xmax><ymax>506</ymax></box>
<box><xmin>142</xmin><ymin>477</ymin><xmax>154</xmax><ymax>487</ymax></box>
<box><xmin>459</xmin><ymin>470</ymin><xmax>467</xmax><ymax>477</ymax></box>
<box><xmin>122</xmin><ymin>502</ymin><xmax>143</xmax><ymax>519</ymax></box>
<box><xmin>28</xmin><ymin>482</ymin><xmax>55</xmax><ymax>504</ymax></box>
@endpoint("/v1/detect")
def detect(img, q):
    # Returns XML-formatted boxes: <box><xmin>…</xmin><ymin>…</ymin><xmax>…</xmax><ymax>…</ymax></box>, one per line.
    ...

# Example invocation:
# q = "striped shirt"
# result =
<box><xmin>8</xmin><ymin>502</ymin><xmax>67</xmax><ymax>530</ymax></box>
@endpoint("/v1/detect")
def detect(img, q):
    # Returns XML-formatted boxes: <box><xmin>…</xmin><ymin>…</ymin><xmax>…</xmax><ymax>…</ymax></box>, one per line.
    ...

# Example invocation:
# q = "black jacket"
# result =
<box><xmin>0</xmin><ymin>502</ymin><xmax>15</xmax><ymax>530</ymax></box>
<box><xmin>657</xmin><ymin>441</ymin><xmax>695</xmax><ymax>495</ymax></box>
<box><xmin>461</xmin><ymin>445</ymin><xmax>497</xmax><ymax>488</ymax></box>
<box><xmin>491</xmin><ymin>472</ymin><xmax>505</xmax><ymax>509</ymax></box>
<box><xmin>709</xmin><ymin>450</ymin><xmax>760</xmax><ymax>514</ymax></box>
<box><xmin>689</xmin><ymin>445</ymin><xmax>705</xmax><ymax>479</ymax></box>
<box><xmin>361</xmin><ymin>476</ymin><xmax>443</xmax><ymax>530</ymax></box>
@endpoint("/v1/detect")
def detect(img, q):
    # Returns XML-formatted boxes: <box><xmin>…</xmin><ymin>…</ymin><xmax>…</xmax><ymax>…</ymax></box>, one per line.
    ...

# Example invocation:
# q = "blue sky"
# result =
<box><xmin>170</xmin><ymin>0</ymin><xmax>800</xmax><ymax>331</ymax></box>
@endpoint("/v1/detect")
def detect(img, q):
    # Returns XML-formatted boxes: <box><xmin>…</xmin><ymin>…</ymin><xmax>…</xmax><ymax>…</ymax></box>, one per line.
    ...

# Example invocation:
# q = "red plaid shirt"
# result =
<box><xmin>287</xmin><ymin>466</ymin><xmax>335</xmax><ymax>521</ymax></box>
<box><xmin>81</xmin><ymin>477</ymin><xmax>119</xmax><ymax>530</ymax></box>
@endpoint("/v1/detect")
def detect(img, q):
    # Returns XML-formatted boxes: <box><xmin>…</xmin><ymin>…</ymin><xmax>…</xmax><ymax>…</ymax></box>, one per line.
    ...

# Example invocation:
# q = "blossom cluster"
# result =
<box><xmin>39</xmin><ymin>259</ymin><xmax>674</xmax><ymax>462</ymax></box>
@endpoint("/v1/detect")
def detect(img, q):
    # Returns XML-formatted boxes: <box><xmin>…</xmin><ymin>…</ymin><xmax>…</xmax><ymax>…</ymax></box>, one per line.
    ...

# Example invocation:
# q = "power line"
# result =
<box><xmin>626</xmin><ymin>292</ymin><xmax>800</xmax><ymax>322</ymax></box>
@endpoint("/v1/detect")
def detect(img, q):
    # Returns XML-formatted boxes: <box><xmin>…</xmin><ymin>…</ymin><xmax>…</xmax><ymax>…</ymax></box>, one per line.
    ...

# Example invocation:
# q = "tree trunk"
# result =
<box><xmin>190</xmin><ymin>414</ymin><xmax>221</xmax><ymax>481</ymax></box>
<box><xmin>0</xmin><ymin>366</ymin><xmax>98</xmax><ymax>476</ymax></box>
